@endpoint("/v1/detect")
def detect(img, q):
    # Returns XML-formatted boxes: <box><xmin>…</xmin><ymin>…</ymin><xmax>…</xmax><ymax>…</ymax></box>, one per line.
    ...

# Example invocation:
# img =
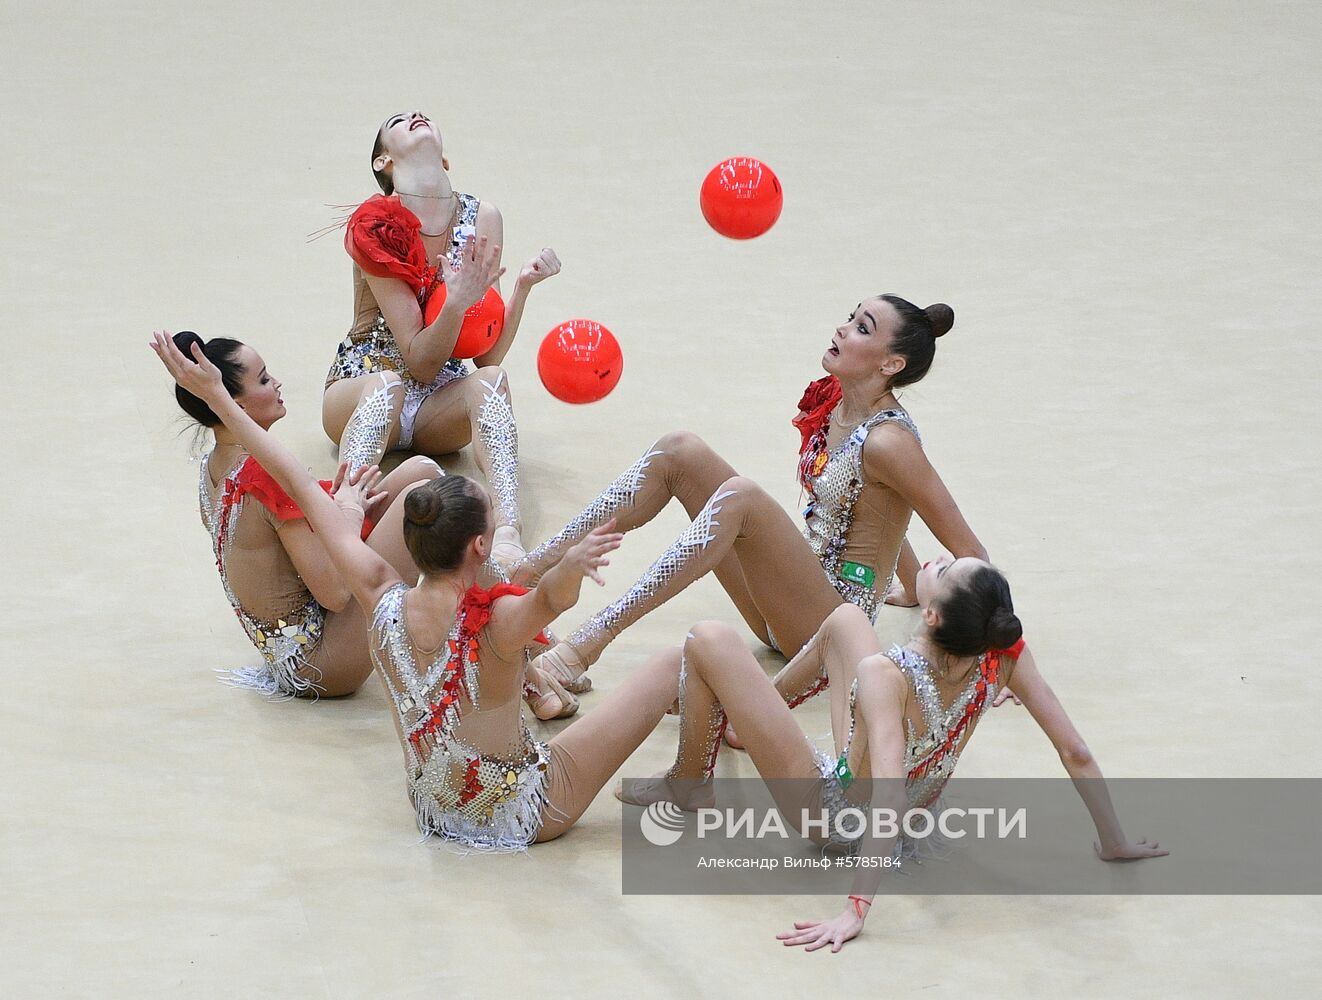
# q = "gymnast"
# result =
<box><xmin>156</xmin><ymin>331</ymin><xmax>690</xmax><ymax>848</ymax></box>
<box><xmin>517</xmin><ymin>295</ymin><xmax>986</xmax><ymax>732</ymax></box>
<box><xmin>322</xmin><ymin>110</ymin><xmax>560</xmax><ymax>571</ymax></box>
<box><xmin>621</xmin><ymin>556</ymin><xmax>1168</xmax><ymax>952</ymax></box>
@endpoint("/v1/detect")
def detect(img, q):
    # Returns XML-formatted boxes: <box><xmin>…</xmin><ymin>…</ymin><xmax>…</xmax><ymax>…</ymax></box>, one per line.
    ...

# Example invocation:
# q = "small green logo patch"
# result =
<box><xmin>839</xmin><ymin>561</ymin><xmax>876</xmax><ymax>588</ymax></box>
<box><xmin>834</xmin><ymin>755</ymin><xmax>854</xmax><ymax>789</ymax></box>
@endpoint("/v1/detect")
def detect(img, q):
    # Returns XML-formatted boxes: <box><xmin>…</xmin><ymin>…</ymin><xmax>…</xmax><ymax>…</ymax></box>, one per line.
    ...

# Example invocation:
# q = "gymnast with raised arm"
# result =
<box><xmin>322</xmin><ymin>110</ymin><xmax>560</xmax><ymax>572</ymax></box>
<box><xmin>156</xmin><ymin>331</ymin><xmax>686</xmax><ymax>848</ymax></box>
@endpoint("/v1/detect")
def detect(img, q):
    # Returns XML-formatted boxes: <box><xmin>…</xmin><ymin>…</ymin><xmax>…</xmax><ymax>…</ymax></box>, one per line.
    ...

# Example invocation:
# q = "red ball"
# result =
<box><xmin>700</xmin><ymin>157</ymin><xmax>783</xmax><ymax>239</ymax></box>
<box><xmin>537</xmin><ymin>320</ymin><xmax>623</xmax><ymax>404</ymax></box>
<box><xmin>422</xmin><ymin>283</ymin><xmax>505</xmax><ymax>359</ymax></box>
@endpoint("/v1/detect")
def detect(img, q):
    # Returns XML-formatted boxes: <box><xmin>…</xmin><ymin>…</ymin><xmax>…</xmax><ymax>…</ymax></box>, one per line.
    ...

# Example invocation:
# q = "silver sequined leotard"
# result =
<box><xmin>800</xmin><ymin>408</ymin><xmax>922</xmax><ymax>622</ymax></box>
<box><xmin>814</xmin><ymin>641</ymin><xmax>1018</xmax><ymax>848</ymax></box>
<box><xmin>197</xmin><ymin>453</ymin><xmax>325</xmax><ymax>696</ymax></box>
<box><xmin>370</xmin><ymin>583</ymin><xmax>550</xmax><ymax>850</ymax></box>
<box><xmin>325</xmin><ymin>192</ymin><xmax>481</xmax><ymax>448</ymax></box>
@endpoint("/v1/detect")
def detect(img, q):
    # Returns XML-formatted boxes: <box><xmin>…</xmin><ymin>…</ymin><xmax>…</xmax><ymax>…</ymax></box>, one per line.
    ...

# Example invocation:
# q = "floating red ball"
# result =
<box><xmin>699</xmin><ymin>157</ymin><xmax>783</xmax><ymax>239</ymax></box>
<box><xmin>537</xmin><ymin>320</ymin><xmax>623</xmax><ymax>404</ymax></box>
<box><xmin>422</xmin><ymin>284</ymin><xmax>505</xmax><ymax>359</ymax></box>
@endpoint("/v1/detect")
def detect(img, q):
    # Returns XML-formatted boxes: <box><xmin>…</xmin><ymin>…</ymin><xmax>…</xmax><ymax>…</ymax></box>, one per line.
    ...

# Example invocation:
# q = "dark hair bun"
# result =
<box><xmin>925</xmin><ymin>303</ymin><xmax>955</xmax><ymax>338</ymax></box>
<box><xmin>404</xmin><ymin>484</ymin><xmax>445</xmax><ymax>527</ymax></box>
<box><xmin>173</xmin><ymin>330</ymin><xmax>205</xmax><ymax>358</ymax></box>
<box><xmin>986</xmin><ymin>607</ymin><xmax>1023</xmax><ymax>650</ymax></box>
<box><xmin>170</xmin><ymin>330</ymin><xmax>246</xmax><ymax>428</ymax></box>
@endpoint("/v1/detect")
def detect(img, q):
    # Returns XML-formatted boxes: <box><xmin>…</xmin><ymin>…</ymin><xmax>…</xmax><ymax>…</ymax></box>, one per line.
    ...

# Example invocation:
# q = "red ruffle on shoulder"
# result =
<box><xmin>408</xmin><ymin>583</ymin><xmax>546</xmax><ymax>753</ymax></box>
<box><xmin>995</xmin><ymin>637</ymin><xmax>1027</xmax><ymax>660</ymax></box>
<box><xmin>233</xmin><ymin>457</ymin><xmax>301</xmax><ymax>520</ymax></box>
<box><xmin>231</xmin><ymin>458</ymin><xmax>375</xmax><ymax>540</ymax></box>
<box><xmin>792</xmin><ymin>375</ymin><xmax>842</xmax><ymax>456</ymax></box>
<box><xmin>793</xmin><ymin>375</ymin><xmax>842</xmax><ymax>489</ymax></box>
<box><xmin>459</xmin><ymin>582</ymin><xmax>550</xmax><ymax>646</ymax></box>
<box><xmin>344</xmin><ymin>194</ymin><xmax>435</xmax><ymax>295</ymax></box>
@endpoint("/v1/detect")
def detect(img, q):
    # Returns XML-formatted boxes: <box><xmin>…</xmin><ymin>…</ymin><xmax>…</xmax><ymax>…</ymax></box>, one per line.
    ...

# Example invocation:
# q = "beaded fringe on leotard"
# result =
<box><xmin>215</xmin><ymin>650</ymin><xmax>323</xmax><ymax>700</ymax></box>
<box><xmin>410</xmin><ymin>742</ymin><xmax>551</xmax><ymax>854</ymax></box>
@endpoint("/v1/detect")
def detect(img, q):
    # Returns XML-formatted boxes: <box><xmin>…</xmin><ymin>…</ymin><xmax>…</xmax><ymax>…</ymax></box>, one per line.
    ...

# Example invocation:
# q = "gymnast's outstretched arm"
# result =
<box><xmin>486</xmin><ymin>523</ymin><xmax>623</xmax><ymax>660</ymax></box>
<box><xmin>777</xmin><ymin>653</ymin><xmax>908</xmax><ymax>954</ymax></box>
<box><xmin>1005</xmin><ymin>646</ymin><xmax>1169</xmax><ymax>861</ymax></box>
<box><xmin>473</xmin><ymin>203</ymin><xmax>560</xmax><ymax>368</ymax></box>
<box><xmin>152</xmin><ymin>331</ymin><xmax>400</xmax><ymax>615</ymax></box>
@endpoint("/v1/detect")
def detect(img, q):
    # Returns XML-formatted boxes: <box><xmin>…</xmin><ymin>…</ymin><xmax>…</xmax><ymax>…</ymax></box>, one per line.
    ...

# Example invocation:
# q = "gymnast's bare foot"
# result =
<box><xmin>723</xmin><ymin>724</ymin><xmax>746</xmax><ymax>750</ymax></box>
<box><xmin>491</xmin><ymin>525</ymin><xmax>527</xmax><ymax>576</ymax></box>
<box><xmin>883</xmin><ymin>578</ymin><xmax>918</xmax><ymax>608</ymax></box>
<box><xmin>616</xmin><ymin>771</ymin><xmax>716</xmax><ymax>812</ymax></box>
<box><xmin>526</xmin><ymin>666</ymin><xmax>579</xmax><ymax>720</ymax></box>
<box><xmin>533</xmin><ymin>641</ymin><xmax>592</xmax><ymax>694</ymax></box>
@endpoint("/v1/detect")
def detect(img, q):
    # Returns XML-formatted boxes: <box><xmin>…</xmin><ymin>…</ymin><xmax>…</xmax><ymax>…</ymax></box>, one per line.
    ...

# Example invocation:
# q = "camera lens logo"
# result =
<box><xmin>639</xmin><ymin>801</ymin><xmax>686</xmax><ymax>847</ymax></box>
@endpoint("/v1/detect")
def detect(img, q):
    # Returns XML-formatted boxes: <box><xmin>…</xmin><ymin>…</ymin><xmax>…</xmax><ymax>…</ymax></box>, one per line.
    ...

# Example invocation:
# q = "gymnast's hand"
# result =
<box><xmin>441</xmin><ymin>234</ymin><xmax>505</xmax><ymax>311</ymax></box>
<box><xmin>518</xmin><ymin>248</ymin><xmax>561</xmax><ymax>288</ymax></box>
<box><xmin>776</xmin><ymin>905</ymin><xmax>866</xmax><ymax>953</ymax></box>
<box><xmin>562</xmin><ymin>520</ymin><xmax>624</xmax><ymax>587</ymax></box>
<box><xmin>150</xmin><ymin>330</ymin><xmax>224</xmax><ymax>401</ymax></box>
<box><xmin>330</xmin><ymin>462</ymin><xmax>388</xmax><ymax>521</ymax></box>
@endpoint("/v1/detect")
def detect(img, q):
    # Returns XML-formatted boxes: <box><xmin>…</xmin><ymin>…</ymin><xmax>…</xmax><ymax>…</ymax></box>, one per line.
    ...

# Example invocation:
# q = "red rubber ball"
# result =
<box><xmin>700</xmin><ymin>157</ymin><xmax>783</xmax><ymax>239</ymax></box>
<box><xmin>422</xmin><ymin>283</ymin><xmax>505</xmax><ymax>359</ymax></box>
<box><xmin>537</xmin><ymin>320</ymin><xmax>623</xmax><ymax>404</ymax></box>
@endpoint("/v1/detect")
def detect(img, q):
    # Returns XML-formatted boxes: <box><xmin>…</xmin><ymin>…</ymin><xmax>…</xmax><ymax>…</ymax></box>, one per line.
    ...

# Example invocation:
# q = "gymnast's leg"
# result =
<box><xmin>323</xmin><ymin>372</ymin><xmax>406</xmax><ymax>475</ymax></box>
<box><xmin>511</xmin><ymin>430</ymin><xmax>762</xmax><ymax>642</ymax></box>
<box><xmin>535</xmin><ymin>475</ymin><xmax>842</xmax><ymax>691</ymax></box>
<box><xmin>404</xmin><ymin>367</ymin><xmax>529</xmax><ymax>570</ymax></box>
<box><xmin>534</xmin><ymin>647</ymin><xmax>683</xmax><ymax>841</ymax></box>
<box><xmin>617</xmin><ymin>622</ymin><xmax>822</xmax><ymax>815</ymax></box>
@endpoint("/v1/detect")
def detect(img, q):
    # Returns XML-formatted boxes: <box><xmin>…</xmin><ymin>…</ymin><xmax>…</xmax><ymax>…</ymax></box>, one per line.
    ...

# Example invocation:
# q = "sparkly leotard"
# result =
<box><xmin>197</xmin><ymin>453</ymin><xmax>325</xmax><ymax>696</ymax></box>
<box><xmin>814</xmin><ymin>640</ymin><xmax>1023</xmax><ymax>847</ymax></box>
<box><xmin>799</xmin><ymin>406</ymin><xmax>922</xmax><ymax>623</ymax></box>
<box><xmin>371</xmin><ymin>582</ymin><xmax>550</xmax><ymax>850</ymax></box>
<box><xmin>325</xmin><ymin>192</ymin><xmax>481</xmax><ymax>448</ymax></box>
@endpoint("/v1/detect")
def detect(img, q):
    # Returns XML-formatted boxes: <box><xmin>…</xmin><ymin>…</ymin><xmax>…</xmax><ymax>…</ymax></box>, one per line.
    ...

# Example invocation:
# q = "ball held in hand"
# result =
<box><xmin>423</xmin><ymin>284</ymin><xmax>505</xmax><ymax>359</ymax></box>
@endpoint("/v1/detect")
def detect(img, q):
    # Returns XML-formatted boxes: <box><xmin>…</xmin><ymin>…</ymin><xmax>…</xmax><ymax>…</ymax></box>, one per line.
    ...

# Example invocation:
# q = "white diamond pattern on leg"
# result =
<box><xmin>567</xmin><ymin>488</ymin><xmax>737</xmax><ymax>652</ymax></box>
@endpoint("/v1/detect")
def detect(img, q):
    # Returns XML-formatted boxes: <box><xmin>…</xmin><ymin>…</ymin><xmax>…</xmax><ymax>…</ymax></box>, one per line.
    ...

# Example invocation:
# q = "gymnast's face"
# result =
<box><xmin>823</xmin><ymin>296</ymin><xmax>908</xmax><ymax>385</ymax></box>
<box><xmin>915</xmin><ymin>554</ymin><xmax>985</xmax><ymax>614</ymax></box>
<box><xmin>231</xmin><ymin>346</ymin><xmax>286</xmax><ymax>429</ymax></box>
<box><xmin>376</xmin><ymin>111</ymin><xmax>446</xmax><ymax>168</ymax></box>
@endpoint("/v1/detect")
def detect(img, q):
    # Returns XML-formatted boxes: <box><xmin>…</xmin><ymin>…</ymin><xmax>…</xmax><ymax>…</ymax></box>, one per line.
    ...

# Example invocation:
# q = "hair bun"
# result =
<box><xmin>404</xmin><ymin>485</ymin><xmax>445</xmax><ymax>527</ymax></box>
<box><xmin>924</xmin><ymin>303</ymin><xmax>954</xmax><ymax>338</ymax></box>
<box><xmin>986</xmin><ymin>607</ymin><xmax>1023</xmax><ymax>649</ymax></box>
<box><xmin>173</xmin><ymin>330</ymin><xmax>205</xmax><ymax>356</ymax></box>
